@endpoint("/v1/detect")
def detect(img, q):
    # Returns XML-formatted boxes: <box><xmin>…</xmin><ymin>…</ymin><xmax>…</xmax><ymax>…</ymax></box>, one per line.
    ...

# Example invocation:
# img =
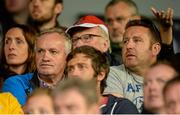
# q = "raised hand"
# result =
<box><xmin>151</xmin><ymin>7</ymin><xmax>174</xmax><ymax>45</ymax></box>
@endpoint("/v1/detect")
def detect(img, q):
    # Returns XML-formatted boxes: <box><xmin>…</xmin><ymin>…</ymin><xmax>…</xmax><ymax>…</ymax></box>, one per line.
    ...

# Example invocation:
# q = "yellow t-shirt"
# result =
<box><xmin>0</xmin><ymin>92</ymin><xmax>24</xmax><ymax>114</ymax></box>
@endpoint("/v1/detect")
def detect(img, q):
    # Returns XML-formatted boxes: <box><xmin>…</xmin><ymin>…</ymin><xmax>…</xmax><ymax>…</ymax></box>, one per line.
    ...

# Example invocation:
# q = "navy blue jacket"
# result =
<box><xmin>101</xmin><ymin>94</ymin><xmax>139</xmax><ymax>114</ymax></box>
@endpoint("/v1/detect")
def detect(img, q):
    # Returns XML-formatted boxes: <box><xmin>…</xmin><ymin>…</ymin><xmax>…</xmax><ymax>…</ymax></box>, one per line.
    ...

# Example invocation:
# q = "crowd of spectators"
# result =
<box><xmin>0</xmin><ymin>0</ymin><xmax>180</xmax><ymax>114</ymax></box>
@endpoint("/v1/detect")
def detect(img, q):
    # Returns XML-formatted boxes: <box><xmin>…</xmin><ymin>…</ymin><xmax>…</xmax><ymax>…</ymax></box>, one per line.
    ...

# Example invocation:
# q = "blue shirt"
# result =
<box><xmin>2</xmin><ymin>73</ymin><xmax>34</xmax><ymax>106</ymax></box>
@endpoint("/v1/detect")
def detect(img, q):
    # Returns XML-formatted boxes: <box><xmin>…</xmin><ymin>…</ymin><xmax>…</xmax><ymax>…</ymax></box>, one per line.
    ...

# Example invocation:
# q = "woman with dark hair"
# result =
<box><xmin>0</xmin><ymin>24</ymin><xmax>36</xmax><ymax>84</ymax></box>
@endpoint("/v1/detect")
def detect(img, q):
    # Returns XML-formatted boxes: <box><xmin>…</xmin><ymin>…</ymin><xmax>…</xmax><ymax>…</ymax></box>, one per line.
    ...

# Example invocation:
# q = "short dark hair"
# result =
<box><xmin>65</xmin><ymin>46</ymin><xmax>110</xmax><ymax>94</ymax></box>
<box><xmin>163</xmin><ymin>76</ymin><xmax>180</xmax><ymax>96</ymax></box>
<box><xmin>125</xmin><ymin>18</ymin><xmax>162</xmax><ymax>44</ymax></box>
<box><xmin>55</xmin><ymin>0</ymin><xmax>63</xmax><ymax>4</ymax></box>
<box><xmin>105</xmin><ymin>0</ymin><xmax>139</xmax><ymax>15</ymax></box>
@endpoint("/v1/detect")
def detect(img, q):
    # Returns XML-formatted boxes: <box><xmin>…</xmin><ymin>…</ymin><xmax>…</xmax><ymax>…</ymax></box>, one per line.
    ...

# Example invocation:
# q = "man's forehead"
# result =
<box><xmin>125</xmin><ymin>26</ymin><xmax>149</xmax><ymax>35</ymax></box>
<box><xmin>37</xmin><ymin>34</ymin><xmax>65</xmax><ymax>44</ymax></box>
<box><xmin>106</xmin><ymin>2</ymin><xmax>136</xmax><ymax>15</ymax></box>
<box><xmin>72</xmin><ymin>27</ymin><xmax>102</xmax><ymax>37</ymax></box>
<box><xmin>75</xmin><ymin>53</ymin><xmax>92</xmax><ymax>58</ymax></box>
<box><xmin>106</xmin><ymin>10</ymin><xmax>134</xmax><ymax>19</ymax></box>
<box><xmin>72</xmin><ymin>53</ymin><xmax>91</xmax><ymax>60</ymax></box>
<box><xmin>39</xmin><ymin>32</ymin><xmax>63</xmax><ymax>38</ymax></box>
<box><xmin>146</xmin><ymin>66</ymin><xmax>174</xmax><ymax>80</ymax></box>
<box><xmin>36</xmin><ymin>38</ymin><xmax>64</xmax><ymax>50</ymax></box>
<box><xmin>68</xmin><ymin>54</ymin><xmax>92</xmax><ymax>64</ymax></box>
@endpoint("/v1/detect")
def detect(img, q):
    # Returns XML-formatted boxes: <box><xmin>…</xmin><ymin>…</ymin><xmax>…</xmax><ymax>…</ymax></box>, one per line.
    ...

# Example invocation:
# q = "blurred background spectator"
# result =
<box><xmin>163</xmin><ymin>76</ymin><xmax>180</xmax><ymax>114</ymax></box>
<box><xmin>23</xmin><ymin>88</ymin><xmax>54</xmax><ymax>114</ymax></box>
<box><xmin>143</xmin><ymin>61</ymin><xmax>177</xmax><ymax>114</ymax></box>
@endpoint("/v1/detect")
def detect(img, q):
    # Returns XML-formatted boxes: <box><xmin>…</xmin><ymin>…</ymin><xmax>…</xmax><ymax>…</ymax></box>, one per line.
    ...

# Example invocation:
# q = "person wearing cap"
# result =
<box><xmin>103</xmin><ymin>18</ymin><xmax>162</xmax><ymax>112</ymax></box>
<box><xmin>66</xmin><ymin>15</ymin><xmax>119</xmax><ymax>66</ymax></box>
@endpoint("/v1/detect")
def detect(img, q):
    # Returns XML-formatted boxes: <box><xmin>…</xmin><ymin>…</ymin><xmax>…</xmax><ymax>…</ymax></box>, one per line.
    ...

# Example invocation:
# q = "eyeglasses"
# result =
<box><xmin>72</xmin><ymin>34</ymin><xmax>102</xmax><ymax>45</ymax></box>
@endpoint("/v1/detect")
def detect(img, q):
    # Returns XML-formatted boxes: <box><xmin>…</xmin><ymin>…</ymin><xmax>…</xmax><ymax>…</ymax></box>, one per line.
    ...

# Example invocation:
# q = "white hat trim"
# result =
<box><xmin>66</xmin><ymin>23</ymin><xmax>109</xmax><ymax>35</ymax></box>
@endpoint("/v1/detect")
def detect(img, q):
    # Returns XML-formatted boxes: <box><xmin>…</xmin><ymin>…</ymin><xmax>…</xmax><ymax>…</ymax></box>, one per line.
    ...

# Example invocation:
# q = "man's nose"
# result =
<box><xmin>73</xmin><ymin>40</ymin><xmax>84</xmax><ymax>49</ymax></box>
<box><xmin>126</xmin><ymin>39</ymin><xmax>135</xmax><ymax>49</ymax></box>
<box><xmin>42</xmin><ymin>51</ymin><xmax>50</xmax><ymax>61</ymax></box>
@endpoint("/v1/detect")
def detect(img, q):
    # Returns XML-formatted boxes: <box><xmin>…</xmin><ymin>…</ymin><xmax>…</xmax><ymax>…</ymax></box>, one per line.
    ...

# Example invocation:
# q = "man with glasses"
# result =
<box><xmin>66</xmin><ymin>15</ymin><xmax>119</xmax><ymax>66</ymax></box>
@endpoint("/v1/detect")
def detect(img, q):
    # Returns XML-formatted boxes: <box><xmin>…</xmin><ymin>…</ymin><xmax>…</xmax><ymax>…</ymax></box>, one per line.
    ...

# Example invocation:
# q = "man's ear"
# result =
<box><xmin>97</xmin><ymin>71</ymin><xmax>105</xmax><ymax>82</ymax></box>
<box><xmin>102</xmin><ymin>39</ymin><xmax>109</xmax><ymax>53</ymax></box>
<box><xmin>55</xmin><ymin>3</ymin><xmax>63</xmax><ymax>15</ymax></box>
<box><xmin>152</xmin><ymin>42</ymin><xmax>161</xmax><ymax>56</ymax></box>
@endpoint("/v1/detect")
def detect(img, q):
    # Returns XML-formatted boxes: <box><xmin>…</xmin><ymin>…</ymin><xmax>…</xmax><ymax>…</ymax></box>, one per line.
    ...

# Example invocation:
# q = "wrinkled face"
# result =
<box><xmin>54</xmin><ymin>89</ymin><xmax>94</xmax><ymax>114</ymax></box>
<box><xmin>4</xmin><ymin>27</ymin><xmax>28</xmax><ymax>66</ymax></box>
<box><xmin>144</xmin><ymin>64</ymin><xmax>176</xmax><ymax>111</ymax></box>
<box><xmin>29</xmin><ymin>0</ymin><xmax>56</xmax><ymax>22</ymax></box>
<box><xmin>24</xmin><ymin>95</ymin><xmax>54</xmax><ymax>114</ymax></box>
<box><xmin>105</xmin><ymin>2</ymin><xmax>136</xmax><ymax>43</ymax></box>
<box><xmin>36</xmin><ymin>32</ymin><xmax>67</xmax><ymax>78</ymax></box>
<box><xmin>164</xmin><ymin>83</ymin><xmax>180</xmax><ymax>114</ymax></box>
<box><xmin>67</xmin><ymin>53</ymin><xmax>95</xmax><ymax>80</ymax></box>
<box><xmin>122</xmin><ymin>26</ymin><xmax>154</xmax><ymax>69</ymax></box>
<box><xmin>72</xmin><ymin>27</ymin><xmax>109</xmax><ymax>53</ymax></box>
<box><xmin>5</xmin><ymin>0</ymin><xmax>29</xmax><ymax>13</ymax></box>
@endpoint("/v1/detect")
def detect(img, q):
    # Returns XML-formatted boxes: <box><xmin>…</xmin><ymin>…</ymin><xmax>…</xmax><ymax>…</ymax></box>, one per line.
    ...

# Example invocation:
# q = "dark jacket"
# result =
<box><xmin>101</xmin><ymin>94</ymin><xmax>139</xmax><ymax>114</ymax></box>
<box><xmin>141</xmin><ymin>104</ymin><xmax>154</xmax><ymax>114</ymax></box>
<box><xmin>104</xmin><ymin>51</ymin><xmax>121</xmax><ymax>66</ymax></box>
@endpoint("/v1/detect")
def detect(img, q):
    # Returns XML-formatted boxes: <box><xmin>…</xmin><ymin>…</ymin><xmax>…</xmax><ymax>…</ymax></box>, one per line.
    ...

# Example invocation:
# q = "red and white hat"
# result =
<box><xmin>66</xmin><ymin>15</ymin><xmax>109</xmax><ymax>36</ymax></box>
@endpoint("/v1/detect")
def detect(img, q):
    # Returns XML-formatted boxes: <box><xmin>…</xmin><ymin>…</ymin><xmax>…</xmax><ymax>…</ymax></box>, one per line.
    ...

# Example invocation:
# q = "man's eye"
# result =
<box><xmin>144</xmin><ymin>81</ymin><xmax>149</xmax><ymax>86</ymax></box>
<box><xmin>116</xmin><ymin>17</ymin><xmax>128</xmax><ymax>23</ymax></box>
<box><xmin>50</xmin><ymin>50</ymin><xmax>58</xmax><ymax>55</ymax></box>
<box><xmin>78</xmin><ymin>64</ymin><xmax>84</xmax><ymax>69</ymax></box>
<box><xmin>106</xmin><ymin>18</ymin><xmax>113</xmax><ymax>26</ymax></box>
<box><xmin>37</xmin><ymin>49</ymin><xmax>44</xmax><ymax>53</ymax></box>
<box><xmin>72</xmin><ymin>38</ymin><xmax>79</xmax><ymax>43</ymax></box>
<box><xmin>134</xmin><ymin>39</ymin><xmax>142</xmax><ymax>43</ymax></box>
<box><xmin>82</xmin><ymin>35</ymin><xmax>90</xmax><ymax>40</ymax></box>
<box><xmin>123</xmin><ymin>39</ymin><xmax>128</xmax><ymax>44</ymax></box>
<box><xmin>5</xmin><ymin>39</ymin><xmax>9</xmax><ymax>44</ymax></box>
<box><xmin>116</xmin><ymin>17</ymin><xmax>123</xmax><ymax>22</ymax></box>
<box><xmin>67</xmin><ymin>67</ymin><xmax>73</xmax><ymax>72</ymax></box>
<box><xmin>123</xmin><ymin>40</ymin><xmax>127</xmax><ymax>44</ymax></box>
<box><xmin>77</xmin><ymin>64</ymin><xmax>88</xmax><ymax>70</ymax></box>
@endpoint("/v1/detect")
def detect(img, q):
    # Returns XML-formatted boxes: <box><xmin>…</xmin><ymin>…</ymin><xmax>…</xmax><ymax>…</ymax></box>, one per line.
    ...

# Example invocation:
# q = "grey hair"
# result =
<box><xmin>37</xmin><ymin>28</ymin><xmax>72</xmax><ymax>55</ymax></box>
<box><xmin>98</xmin><ymin>27</ymin><xmax>111</xmax><ymax>52</ymax></box>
